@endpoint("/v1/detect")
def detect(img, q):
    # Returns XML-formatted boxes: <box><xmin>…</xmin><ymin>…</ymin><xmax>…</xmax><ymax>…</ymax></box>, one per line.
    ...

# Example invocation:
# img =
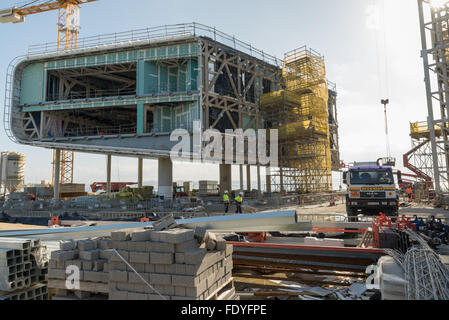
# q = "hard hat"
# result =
<box><xmin>239</xmin><ymin>192</ymin><xmax>243</xmax><ymax>196</ymax></box>
<box><xmin>224</xmin><ymin>190</ymin><xmax>228</xmax><ymax>194</ymax></box>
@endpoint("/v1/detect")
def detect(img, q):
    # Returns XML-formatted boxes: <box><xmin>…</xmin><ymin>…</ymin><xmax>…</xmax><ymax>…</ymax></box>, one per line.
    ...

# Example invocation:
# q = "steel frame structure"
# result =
<box><xmin>418</xmin><ymin>0</ymin><xmax>449</xmax><ymax>193</ymax></box>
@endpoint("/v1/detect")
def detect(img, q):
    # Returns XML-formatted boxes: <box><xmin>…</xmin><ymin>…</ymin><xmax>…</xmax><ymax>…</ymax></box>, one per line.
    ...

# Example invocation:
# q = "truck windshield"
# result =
<box><xmin>350</xmin><ymin>169</ymin><xmax>394</xmax><ymax>185</ymax></box>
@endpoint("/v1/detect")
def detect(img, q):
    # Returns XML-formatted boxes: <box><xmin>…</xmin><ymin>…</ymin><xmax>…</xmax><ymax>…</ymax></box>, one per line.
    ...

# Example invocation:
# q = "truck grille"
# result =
<box><xmin>360</xmin><ymin>192</ymin><xmax>386</xmax><ymax>198</ymax></box>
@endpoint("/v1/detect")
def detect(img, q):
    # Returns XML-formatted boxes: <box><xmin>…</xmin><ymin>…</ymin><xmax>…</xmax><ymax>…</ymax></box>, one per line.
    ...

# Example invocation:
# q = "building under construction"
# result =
<box><xmin>5</xmin><ymin>23</ymin><xmax>339</xmax><ymax>196</ymax></box>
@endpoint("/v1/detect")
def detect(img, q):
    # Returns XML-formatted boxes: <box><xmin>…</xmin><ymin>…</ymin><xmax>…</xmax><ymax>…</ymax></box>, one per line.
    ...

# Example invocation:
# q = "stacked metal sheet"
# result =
<box><xmin>0</xmin><ymin>238</ymin><xmax>49</xmax><ymax>300</ymax></box>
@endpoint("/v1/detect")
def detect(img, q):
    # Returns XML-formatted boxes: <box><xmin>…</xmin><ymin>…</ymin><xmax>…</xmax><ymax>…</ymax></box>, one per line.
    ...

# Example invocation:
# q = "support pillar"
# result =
<box><xmin>219</xmin><ymin>164</ymin><xmax>232</xmax><ymax>195</ymax></box>
<box><xmin>138</xmin><ymin>158</ymin><xmax>143</xmax><ymax>188</ymax></box>
<box><xmin>246</xmin><ymin>165</ymin><xmax>251</xmax><ymax>192</ymax></box>
<box><xmin>266</xmin><ymin>167</ymin><xmax>272</xmax><ymax>194</ymax></box>
<box><xmin>158</xmin><ymin>157</ymin><xmax>173</xmax><ymax>200</ymax></box>
<box><xmin>280</xmin><ymin>167</ymin><xmax>285</xmax><ymax>193</ymax></box>
<box><xmin>239</xmin><ymin>165</ymin><xmax>244</xmax><ymax>192</ymax></box>
<box><xmin>54</xmin><ymin>149</ymin><xmax>61</xmax><ymax>201</ymax></box>
<box><xmin>106</xmin><ymin>154</ymin><xmax>112</xmax><ymax>194</ymax></box>
<box><xmin>257</xmin><ymin>165</ymin><xmax>261</xmax><ymax>196</ymax></box>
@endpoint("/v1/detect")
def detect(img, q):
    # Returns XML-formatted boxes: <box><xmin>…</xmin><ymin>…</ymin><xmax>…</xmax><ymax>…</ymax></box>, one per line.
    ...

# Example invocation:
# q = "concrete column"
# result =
<box><xmin>138</xmin><ymin>158</ymin><xmax>143</xmax><ymax>188</ymax></box>
<box><xmin>219</xmin><ymin>164</ymin><xmax>232</xmax><ymax>195</ymax></box>
<box><xmin>106</xmin><ymin>155</ymin><xmax>112</xmax><ymax>194</ymax></box>
<box><xmin>158</xmin><ymin>157</ymin><xmax>173</xmax><ymax>199</ymax></box>
<box><xmin>239</xmin><ymin>165</ymin><xmax>244</xmax><ymax>192</ymax></box>
<box><xmin>266</xmin><ymin>167</ymin><xmax>272</xmax><ymax>193</ymax></box>
<box><xmin>246</xmin><ymin>165</ymin><xmax>251</xmax><ymax>192</ymax></box>
<box><xmin>54</xmin><ymin>149</ymin><xmax>61</xmax><ymax>201</ymax></box>
<box><xmin>279</xmin><ymin>167</ymin><xmax>285</xmax><ymax>193</ymax></box>
<box><xmin>257</xmin><ymin>165</ymin><xmax>261</xmax><ymax>196</ymax></box>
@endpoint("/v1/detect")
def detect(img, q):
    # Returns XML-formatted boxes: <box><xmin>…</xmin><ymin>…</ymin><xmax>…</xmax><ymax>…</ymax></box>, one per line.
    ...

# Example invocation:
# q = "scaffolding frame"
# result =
<box><xmin>418</xmin><ymin>0</ymin><xmax>449</xmax><ymax>193</ymax></box>
<box><xmin>261</xmin><ymin>47</ymin><xmax>332</xmax><ymax>193</ymax></box>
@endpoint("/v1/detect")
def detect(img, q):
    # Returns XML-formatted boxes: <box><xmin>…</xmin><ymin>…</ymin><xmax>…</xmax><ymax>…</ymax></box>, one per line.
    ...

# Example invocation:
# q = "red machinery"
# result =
<box><xmin>402</xmin><ymin>142</ymin><xmax>434</xmax><ymax>190</ymax></box>
<box><xmin>90</xmin><ymin>182</ymin><xmax>137</xmax><ymax>193</ymax></box>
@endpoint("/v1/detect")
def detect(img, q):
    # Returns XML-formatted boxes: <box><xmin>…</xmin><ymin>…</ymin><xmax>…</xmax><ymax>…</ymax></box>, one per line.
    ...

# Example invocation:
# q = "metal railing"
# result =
<box><xmin>27</xmin><ymin>22</ymin><xmax>283</xmax><ymax>67</ymax></box>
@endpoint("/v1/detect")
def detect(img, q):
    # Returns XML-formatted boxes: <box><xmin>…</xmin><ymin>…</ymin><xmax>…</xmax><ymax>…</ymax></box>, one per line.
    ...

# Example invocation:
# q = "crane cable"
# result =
<box><xmin>372</xmin><ymin>0</ymin><xmax>391</xmax><ymax>158</ymax></box>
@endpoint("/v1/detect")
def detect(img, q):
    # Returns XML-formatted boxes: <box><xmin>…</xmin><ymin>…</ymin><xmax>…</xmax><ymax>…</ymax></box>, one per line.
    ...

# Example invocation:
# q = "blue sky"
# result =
<box><xmin>0</xmin><ymin>0</ymin><xmax>429</xmax><ymax>189</ymax></box>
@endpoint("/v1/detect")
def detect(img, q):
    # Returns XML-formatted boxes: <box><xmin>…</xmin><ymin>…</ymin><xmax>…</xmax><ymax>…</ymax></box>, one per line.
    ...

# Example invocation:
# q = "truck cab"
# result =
<box><xmin>343</xmin><ymin>161</ymin><xmax>401</xmax><ymax>217</ymax></box>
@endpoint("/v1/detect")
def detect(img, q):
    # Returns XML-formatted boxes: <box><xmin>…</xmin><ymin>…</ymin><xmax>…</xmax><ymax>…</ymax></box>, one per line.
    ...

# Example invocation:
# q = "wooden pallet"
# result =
<box><xmin>206</xmin><ymin>278</ymin><xmax>236</xmax><ymax>300</ymax></box>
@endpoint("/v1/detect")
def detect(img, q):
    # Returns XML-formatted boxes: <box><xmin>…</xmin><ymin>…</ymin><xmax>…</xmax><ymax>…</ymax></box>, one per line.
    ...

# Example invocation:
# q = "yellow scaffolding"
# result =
<box><xmin>261</xmin><ymin>47</ymin><xmax>332</xmax><ymax>193</ymax></box>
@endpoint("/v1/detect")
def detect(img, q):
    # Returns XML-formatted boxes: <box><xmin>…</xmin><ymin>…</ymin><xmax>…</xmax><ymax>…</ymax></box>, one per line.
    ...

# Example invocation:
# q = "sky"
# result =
<box><xmin>0</xmin><ymin>0</ymin><xmax>430</xmax><ymax>191</ymax></box>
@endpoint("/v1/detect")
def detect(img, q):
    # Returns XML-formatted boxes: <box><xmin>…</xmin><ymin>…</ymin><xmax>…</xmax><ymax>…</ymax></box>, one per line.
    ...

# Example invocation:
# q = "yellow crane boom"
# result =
<box><xmin>1</xmin><ymin>0</ymin><xmax>98</xmax><ymax>186</ymax></box>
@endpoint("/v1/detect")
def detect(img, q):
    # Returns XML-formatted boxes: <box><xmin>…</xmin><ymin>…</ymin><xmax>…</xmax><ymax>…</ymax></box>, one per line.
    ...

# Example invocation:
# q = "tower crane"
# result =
<box><xmin>0</xmin><ymin>0</ymin><xmax>98</xmax><ymax>186</ymax></box>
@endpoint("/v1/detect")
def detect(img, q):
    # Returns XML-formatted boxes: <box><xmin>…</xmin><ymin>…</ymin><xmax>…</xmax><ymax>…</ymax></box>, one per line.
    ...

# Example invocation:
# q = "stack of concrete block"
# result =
<box><xmin>48</xmin><ymin>238</ymin><xmax>112</xmax><ymax>300</ymax></box>
<box><xmin>109</xmin><ymin>228</ymin><xmax>235</xmax><ymax>300</ymax></box>
<box><xmin>0</xmin><ymin>238</ymin><xmax>49</xmax><ymax>300</ymax></box>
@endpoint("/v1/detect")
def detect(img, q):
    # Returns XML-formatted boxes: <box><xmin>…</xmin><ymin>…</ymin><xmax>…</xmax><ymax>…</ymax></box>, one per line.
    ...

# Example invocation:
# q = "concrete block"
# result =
<box><xmin>150</xmin><ymin>252</ymin><xmax>174</xmax><ymax>265</ymax></box>
<box><xmin>154</xmin><ymin>284</ymin><xmax>174</xmax><ymax>296</ymax></box>
<box><xmin>225</xmin><ymin>244</ymin><xmax>233</xmax><ymax>257</ymax></box>
<box><xmin>164</xmin><ymin>264</ymin><xmax>176</xmax><ymax>274</ymax></box>
<box><xmin>111</xmin><ymin>231</ymin><xmax>131</xmax><ymax>241</ymax></box>
<box><xmin>109</xmin><ymin>289</ymin><xmax>128</xmax><ymax>300</ymax></box>
<box><xmin>110</xmin><ymin>270</ymin><xmax>128</xmax><ymax>282</ymax></box>
<box><xmin>129</xmin><ymin>252</ymin><xmax>150</xmax><ymax>264</ymax></box>
<box><xmin>109</xmin><ymin>250</ymin><xmax>128</xmax><ymax>262</ymax></box>
<box><xmin>84</xmin><ymin>271</ymin><xmax>108</xmax><ymax>283</ymax></box>
<box><xmin>159</xmin><ymin>229</ymin><xmax>195</xmax><ymax>244</ymax></box>
<box><xmin>131</xmin><ymin>263</ymin><xmax>145</xmax><ymax>273</ymax></box>
<box><xmin>103</xmin><ymin>263</ymin><xmax>109</xmax><ymax>273</ymax></box>
<box><xmin>172</xmin><ymin>275</ymin><xmax>200</xmax><ymax>287</ymax></box>
<box><xmin>51</xmin><ymin>250</ymin><xmax>79</xmax><ymax>262</ymax></box>
<box><xmin>128</xmin><ymin>271</ymin><xmax>144</xmax><ymax>284</ymax></box>
<box><xmin>109</xmin><ymin>261</ymin><xmax>127</xmax><ymax>271</ymax></box>
<box><xmin>59</xmin><ymin>240</ymin><xmax>76</xmax><ymax>251</ymax></box>
<box><xmin>100</xmin><ymin>249</ymin><xmax>113</xmax><ymax>260</ymax></box>
<box><xmin>149</xmin><ymin>273</ymin><xmax>171</xmax><ymax>286</ymax></box>
<box><xmin>216</xmin><ymin>237</ymin><xmax>227</xmax><ymax>251</ymax></box>
<box><xmin>184</xmin><ymin>248</ymin><xmax>206</xmax><ymax>265</ymax></box>
<box><xmin>128</xmin><ymin>241</ymin><xmax>147</xmax><ymax>252</ymax></box>
<box><xmin>77</xmin><ymin>240</ymin><xmax>97</xmax><ymax>251</ymax></box>
<box><xmin>97</xmin><ymin>240</ymin><xmax>112</xmax><ymax>250</ymax></box>
<box><xmin>111</xmin><ymin>241</ymin><xmax>129</xmax><ymax>251</ymax></box>
<box><xmin>128</xmin><ymin>292</ymin><xmax>147</xmax><ymax>300</ymax></box>
<box><xmin>175</xmin><ymin>239</ymin><xmax>198</xmax><ymax>253</ymax></box>
<box><xmin>79</xmin><ymin>250</ymin><xmax>100</xmax><ymax>261</ymax></box>
<box><xmin>116</xmin><ymin>282</ymin><xmax>134</xmax><ymax>292</ymax></box>
<box><xmin>144</xmin><ymin>264</ymin><xmax>155</xmax><ymax>273</ymax></box>
<box><xmin>131</xmin><ymin>230</ymin><xmax>153</xmax><ymax>242</ymax></box>
<box><xmin>146</xmin><ymin>242</ymin><xmax>175</xmax><ymax>253</ymax></box>
<box><xmin>133</xmin><ymin>283</ymin><xmax>147</xmax><ymax>293</ymax></box>
<box><xmin>175</xmin><ymin>264</ymin><xmax>186</xmax><ymax>275</ymax></box>
<box><xmin>48</xmin><ymin>268</ymin><xmax>66</xmax><ymax>280</ymax></box>
<box><xmin>149</xmin><ymin>231</ymin><xmax>162</xmax><ymax>242</ymax></box>
<box><xmin>93</xmin><ymin>260</ymin><xmax>105</xmax><ymax>272</ymax></box>
<box><xmin>154</xmin><ymin>264</ymin><xmax>165</xmax><ymax>274</ymax></box>
<box><xmin>175</xmin><ymin>253</ymin><xmax>185</xmax><ymax>264</ymax></box>
<box><xmin>185</xmin><ymin>281</ymin><xmax>208</xmax><ymax>298</ymax></box>
<box><xmin>63</xmin><ymin>259</ymin><xmax>81</xmax><ymax>269</ymax></box>
<box><xmin>174</xmin><ymin>286</ymin><xmax>186</xmax><ymax>297</ymax></box>
<box><xmin>82</xmin><ymin>261</ymin><xmax>93</xmax><ymax>271</ymax></box>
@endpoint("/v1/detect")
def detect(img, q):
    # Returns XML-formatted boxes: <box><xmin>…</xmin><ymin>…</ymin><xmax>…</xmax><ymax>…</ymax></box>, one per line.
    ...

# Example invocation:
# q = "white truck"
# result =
<box><xmin>343</xmin><ymin>159</ymin><xmax>402</xmax><ymax>217</ymax></box>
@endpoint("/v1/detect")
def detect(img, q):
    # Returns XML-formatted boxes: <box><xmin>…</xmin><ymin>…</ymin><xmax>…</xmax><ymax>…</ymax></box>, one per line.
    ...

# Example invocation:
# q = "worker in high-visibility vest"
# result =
<box><xmin>406</xmin><ymin>187</ymin><xmax>413</xmax><ymax>202</ymax></box>
<box><xmin>223</xmin><ymin>190</ymin><xmax>230</xmax><ymax>213</ymax></box>
<box><xmin>235</xmin><ymin>192</ymin><xmax>243</xmax><ymax>214</ymax></box>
